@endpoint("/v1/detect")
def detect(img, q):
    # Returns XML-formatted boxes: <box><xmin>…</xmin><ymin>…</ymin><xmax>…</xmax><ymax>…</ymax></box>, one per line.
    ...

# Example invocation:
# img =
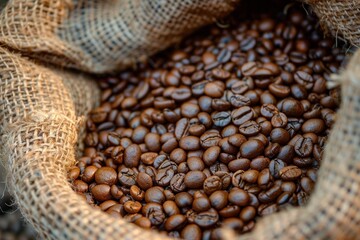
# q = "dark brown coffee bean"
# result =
<box><xmin>271</xmin><ymin>112</ymin><xmax>288</xmax><ymax>128</ymax></box>
<box><xmin>240</xmin><ymin>139</ymin><xmax>265</xmax><ymax>159</ymax></box>
<box><xmin>179</xmin><ymin>136</ymin><xmax>200</xmax><ymax>151</ymax></box>
<box><xmin>194</xmin><ymin>208</ymin><xmax>219</xmax><ymax>228</ymax></box>
<box><xmin>91</xmin><ymin>184</ymin><xmax>111</xmax><ymax>202</ymax></box>
<box><xmin>82</xmin><ymin>166</ymin><xmax>98</xmax><ymax>183</ymax></box>
<box><xmin>258</xmin><ymin>185</ymin><xmax>282</xmax><ymax>203</ymax></box>
<box><xmin>240</xmin><ymin>206</ymin><xmax>256</xmax><ymax>222</ymax></box>
<box><xmin>294</xmin><ymin>137</ymin><xmax>313</xmax><ymax>157</ymax></box>
<box><xmin>300</xmin><ymin>177</ymin><xmax>315</xmax><ymax>194</ymax></box>
<box><xmin>280</xmin><ymin>98</ymin><xmax>304</xmax><ymax>118</ymax></box>
<box><xmin>228</xmin><ymin>158</ymin><xmax>251</xmax><ymax>172</ymax></box>
<box><xmin>94</xmin><ymin>167</ymin><xmax>117</xmax><ymax>185</ymax></box>
<box><xmin>187</xmin><ymin>157</ymin><xmax>205</xmax><ymax>171</ymax></box>
<box><xmin>124</xmin><ymin>201</ymin><xmax>142</xmax><ymax>214</ymax></box>
<box><xmin>200</xmin><ymin>130</ymin><xmax>221</xmax><ymax>148</ymax></box>
<box><xmin>250</xmin><ymin>156</ymin><xmax>270</xmax><ymax>171</ymax></box>
<box><xmin>163</xmin><ymin>200</ymin><xmax>181</xmax><ymax>216</ymax></box>
<box><xmin>269</xmin><ymin>159</ymin><xmax>287</xmax><ymax>178</ymax></box>
<box><xmin>260</xmin><ymin>104</ymin><xmax>278</xmax><ymax>119</ymax></box>
<box><xmin>211</xmin><ymin>111</ymin><xmax>231</xmax><ymax>127</ymax></box>
<box><xmin>231</xmin><ymin>106</ymin><xmax>255</xmax><ymax>125</ymax></box>
<box><xmin>165</xmin><ymin>214</ymin><xmax>187</xmax><ymax>231</ymax></box>
<box><xmin>270</xmin><ymin>128</ymin><xmax>290</xmax><ymax>145</ymax></box>
<box><xmin>209</xmin><ymin>190</ymin><xmax>228</xmax><ymax>210</ymax></box>
<box><xmin>145</xmin><ymin>187</ymin><xmax>166</xmax><ymax>204</ymax></box>
<box><xmin>204</xmin><ymin>176</ymin><xmax>222</xmax><ymax>195</ymax></box>
<box><xmin>184</xmin><ymin>171</ymin><xmax>206</xmax><ymax>189</ymax></box>
<box><xmin>239</xmin><ymin>120</ymin><xmax>261</xmax><ymax>136</ymax></box>
<box><xmin>228</xmin><ymin>134</ymin><xmax>247</xmax><ymax>147</ymax></box>
<box><xmin>203</xmin><ymin>146</ymin><xmax>221</xmax><ymax>166</ymax></box>
<box><xmin>192</xmin><ymin>197</ymin><xmax>211</xmax><ymax>212</ymax></box>
<box><xmin>204</xmin><ymin>82</ymin><xmax>224</xmax><ymax>98</ymax></box>
<box><xmin>181</xmin><ymin>224</ymin><xmax>202</xmax><ymax>240</ymax></box>
<box><xmin>301</xmin><ymin>118</ymin><xmax>325</xmax><ymax>134</ymax></box>
<box><xmin>228</xmin><ymin>188</ymin><xmax>250</xmax><ymax>206</ymax></box>
<box><xmin>118</xmin><ymin>168</ymin><xmax>137</xmax><ymax>187</ymax></box>
<box><xmin>294</xmin><ymin>70</ymin><xmax>314</xmax><ymax>89</ymax></box>
<box><xmin>269</xmin><ymin>84</ymin><xmax>290</xmax><ymax>98</ymax></box>
<box><xmin>136</xmin><ymin>172</ymin><xmax>153</xmax><ymax>190</ymax></box>
<box><xmin>279</xmin><ymin>166</ymin><xmax>302</xmax><ymax>181</ymax></box>
<box><xmin>156</xmin><ymin>168</ymin><xmax>175</xmax><ymax>187</ymax></box>
<box><xmin>175</xmin><ymin>192</ymin><xmax>193</xmax><ymax>208</ymax></box>
<box><xmin>144</xmin><ymin>133</ymin><xmax>161</xmax><ymax>152</ymax></box>
<box><xmin>170</xmin><ymin>173</ymin><xmax>186</xmax><ymax>193</ymax></box>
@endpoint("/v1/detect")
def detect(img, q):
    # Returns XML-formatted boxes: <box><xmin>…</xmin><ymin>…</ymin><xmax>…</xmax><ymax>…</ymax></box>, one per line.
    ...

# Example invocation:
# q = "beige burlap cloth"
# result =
<box><xmin>0</xmin><ymin>0</ymin><xmax>359</xmax><ymax>239</ymax></box>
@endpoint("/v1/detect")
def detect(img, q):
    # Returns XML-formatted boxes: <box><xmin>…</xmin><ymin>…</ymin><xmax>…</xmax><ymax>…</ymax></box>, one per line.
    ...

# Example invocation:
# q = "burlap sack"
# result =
<box><xmin>0</xmin><ymin>0</ymin><xmax>359</xmax><ymax>239</ymax></box>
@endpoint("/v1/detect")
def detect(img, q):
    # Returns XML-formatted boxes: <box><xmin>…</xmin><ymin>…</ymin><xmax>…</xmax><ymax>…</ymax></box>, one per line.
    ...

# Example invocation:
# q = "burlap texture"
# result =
<box><xmin>0</xmin><ymin>0</ymin><xmax>359</xmax><ymax>239</ymax></box>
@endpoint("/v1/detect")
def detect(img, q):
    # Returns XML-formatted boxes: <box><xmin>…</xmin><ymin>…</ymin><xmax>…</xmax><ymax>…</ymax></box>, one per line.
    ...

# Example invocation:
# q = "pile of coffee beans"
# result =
<box><xmin>69</xmin><ymin>4</ymin><xmax>344</xmax><ymax>239</ymax></box>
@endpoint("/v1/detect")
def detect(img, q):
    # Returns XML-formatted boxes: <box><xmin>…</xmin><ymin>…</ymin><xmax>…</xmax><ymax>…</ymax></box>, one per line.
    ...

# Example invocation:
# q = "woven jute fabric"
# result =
<box><xmin>0</xmin><ymin>0</ymin><xmax>359</xmax><ymax>239</ymax></box>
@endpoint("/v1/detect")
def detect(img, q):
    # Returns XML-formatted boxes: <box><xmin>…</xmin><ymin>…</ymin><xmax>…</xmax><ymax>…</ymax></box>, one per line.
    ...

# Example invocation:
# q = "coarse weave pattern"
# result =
<box><xmin>0</xmin><ymin>0</ymin><xmax>238</xmax><ymax>74</ymax></box>
<box><xmin>305</xmin><ymin>0</ymin><xmax>360</xmax><ymax>47</ymax></box>
<box><xmin>0</xmin><ymin>0</ymin><xmax>359</xmax><ymax>239</ymax></box>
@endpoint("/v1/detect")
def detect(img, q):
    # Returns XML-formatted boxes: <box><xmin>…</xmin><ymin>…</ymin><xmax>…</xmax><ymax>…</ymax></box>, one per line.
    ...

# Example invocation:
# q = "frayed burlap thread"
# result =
<box><xmin>0</xmin><ymin>0</ymin><xmax>360</xmax><ymax>239</ymax></box>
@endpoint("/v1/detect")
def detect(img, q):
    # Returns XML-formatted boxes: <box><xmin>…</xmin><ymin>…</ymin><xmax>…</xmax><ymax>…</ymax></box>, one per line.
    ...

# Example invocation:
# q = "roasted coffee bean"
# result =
<box><xmin>294</xmin><ymin>137</ymin><xmax>313</xmax><ymax>157</ymax></box>
<box><xmin>194</xmin><ymin>208</ymin><xmax>219</xmax><ymax>228</ymax></box>
<box><xmin>163</xmin><ymin>200</ymin><xmax>181</xmax><ymax>216</ymax></box>
<box><xmin>270</xmin><ymin>128</ymin><xmax>290</xmax><ymax>145</ymax></box>
<box><xmin>145</xmin><ymin>187</ymin><xmax>166</xmax><ymax>204</ymax></box>
<box><xmin>231</xmin><ymin>106</ymin><xmax>255</xmax><ymax>125</ymax></box>
<box><xmin>279</xmin><ymin>166</ymin><xmax>302</xmax><ymax>181</ymax></box>
<box><xmin>118</xmin><ymin>168</ymin><xmax>137</xmax><ymax>187</ymax></box>
<box><xmin>203</xmin><ymin>175</ymin><xmax>223</xmax><ymax>195</ymax></box>
<box><xmin>181</xmin><ymin>224</ymin><xmax>202</xmax><ymax>240</ymax></box>
<box><xmin>192</xmin><ymin>197</ymin><xmax>211</xmax><ymax>213</ymax></box>
<box><xmin>271</xmin><ymin>113</ymin><xmax>288</xmax><ymax>128</ymax></box>
<box><xmin>250</xmin><ymin>156</ymin><xmax>270</xmax><ymax>171</ymax></box>
<box><xmin>200</xmin><ymin>130</ymin><xmax>221</xmax><ymax>148</ymax></box>
<box><xmin>209</xmin><ymin>191</ymin><xmax>228</xmax><ymax>210</ymax></box>
<box><xmin>94</xmin><ymin>167</ymin><xmax>117</xmax><ymax>185</ymax></box>
<box><xmin>301</xmin><ymin>118</ymin><xmax>325</xmax><ymax>134</ymax></box>
<box><xmin>269</xmin><ymin>159</ymin><xmax>287</xmax><ymax>178</ymax></box>
<box><xmin>165</xmin><ymin>214</ymin><xmax>187</xmax><ymax>231</ymax></box>
<box><xmin>211</xmin><ymin>111</ymin><xmax>232</xmax><ymax>127</ymax></box>
<box><xmin>228</xmin><ymin>188</ymin><xmax>250</xmax><ymax>206</ymax></box>
<box><xmin>175</xmin><ymin>192</ymin><xmax>193</xmax><ymax>208</ymax></box>
<box><xmin>170</xmin><ymin>173</ymin><xmax>186</xmax><ymax>193</ymax></box>
<box><xmin>184</xmin><ymin>171</ymin><xmax>206</xmax><ymax>189</ymax></box>
<box><xmin>179</xmin><ymin>136</ymin><xmax>200</xmax><ymax>151</ymax></box>
<box><xmin>239</xmin><ymin>120</ymin><xmax>261</xmax><ymax>136</ymax></box>
<box><xmin>240</xmin><ymin>139</ymin><xmax>265</xmax><ymax>159</ymax></box>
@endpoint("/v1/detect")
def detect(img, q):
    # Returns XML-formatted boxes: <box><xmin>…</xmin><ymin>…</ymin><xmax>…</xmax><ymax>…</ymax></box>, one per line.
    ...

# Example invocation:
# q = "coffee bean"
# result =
<box><xmin>209</xmin><ymin>191</ymin><xmax>228</xmax><ymax>210</ymax></box>
<box><xmin>181</xmin><ymin>224</ymin><xmax>202</xmax><ymax>240</ymax></box>
<box><xmin>192</xmin><ymin>197</ymin><xmax>211</xmax><ymax>213</ymax></box>
<box><xmin>91</xmin><ymin>184</ymin><xmax>111</xmax><ymax>202</ymax></box>
<box><xmin>165</xmin><ymin>214</ymin><xmax>187</xmax><ymax>231</ymax></box>
<box><xmin>203</xmin><ymin>146</ymin><xmax>221</xmax><ymax>166</ymax></box>
<box><xmin>270</xmin><ymin>128</ymin><xmax>290</xmax><ymax>145</ymax></box>
<box><xmin>294</xmin><ymin>137</ymin><xmax>313</xmax><ymax>157</ymax></box>
<box><xmin>240</xmin><ymin>139</ymin><xmax>265</xmax><ymax>159</ymax></box>
<box><xmin>124</xmin><ymin>201</ymin><xmax>142</xmax><ymax>214</ymax></box>
<box><xmin>200</xmin><ymin>130</ymin><xmax>221</xmax><ymax>148</ymax></box>
<box><xmin>301</xmin><ymin>118</ymin><xmax>325</xmax><ymax>134</ymax></box>
<box><xmin>94</xmin><ymin>167</ymin><xmax>117</xmax><ymax>185</ymax></box>
<box><xmin>279</xmin><ymin>166</ymin><xmax>302</xmax><ymax>181</ymax></box>
<box><xmin>175</xmin><ymin>192</ymin><xmax>193</xmax><ymax>208</ymax></box>
<box><xmin>269</xmin><ymin>159</ymin><xmax>287</xmax><ymax>178</ymax></box>
<box><xmin>211</xmin><ymin>111</ymin><xmax>231</xmax><ymax>127</ymax></box>
<box><xmin>145</xmin><ymin>187</ymin><xmax>166</xmax><ymax>204</ymax></box>
<box><xmin>194</xmin><ymin>208</ymin><xmax>219</xmax><ymax>228</ymax></box>
<box><xmin>203</xmin><ymin>176</ymin><xmax>222</xmax><ymax>195</ymax></box>
<box><xmin>239</xmin><ymin>120</ymin><xmax>261</xmax><ymax>136</ymax></box>
<box><xmin>118</xmin><ymin>168</ymin><xmax>137</xmax><ymax>187</ymax></box>
<box><xmin>184</xmin><ymin>171</ymin><xmax>206</xmax><ymax>189</ymax></box>
<box><xmin>170</xmin><ymin>173</ymin><xmax>186</xmax><ymax>193</ymax></box>
<box><xmin>228</xmin><ymin>188</ymin><xmax>250</xmax><ymax>206</ymax></box>
<box><xmin>231</xmin><ymin>106</ymin><xmax>255</xmax><ymax>125</ymax></box>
